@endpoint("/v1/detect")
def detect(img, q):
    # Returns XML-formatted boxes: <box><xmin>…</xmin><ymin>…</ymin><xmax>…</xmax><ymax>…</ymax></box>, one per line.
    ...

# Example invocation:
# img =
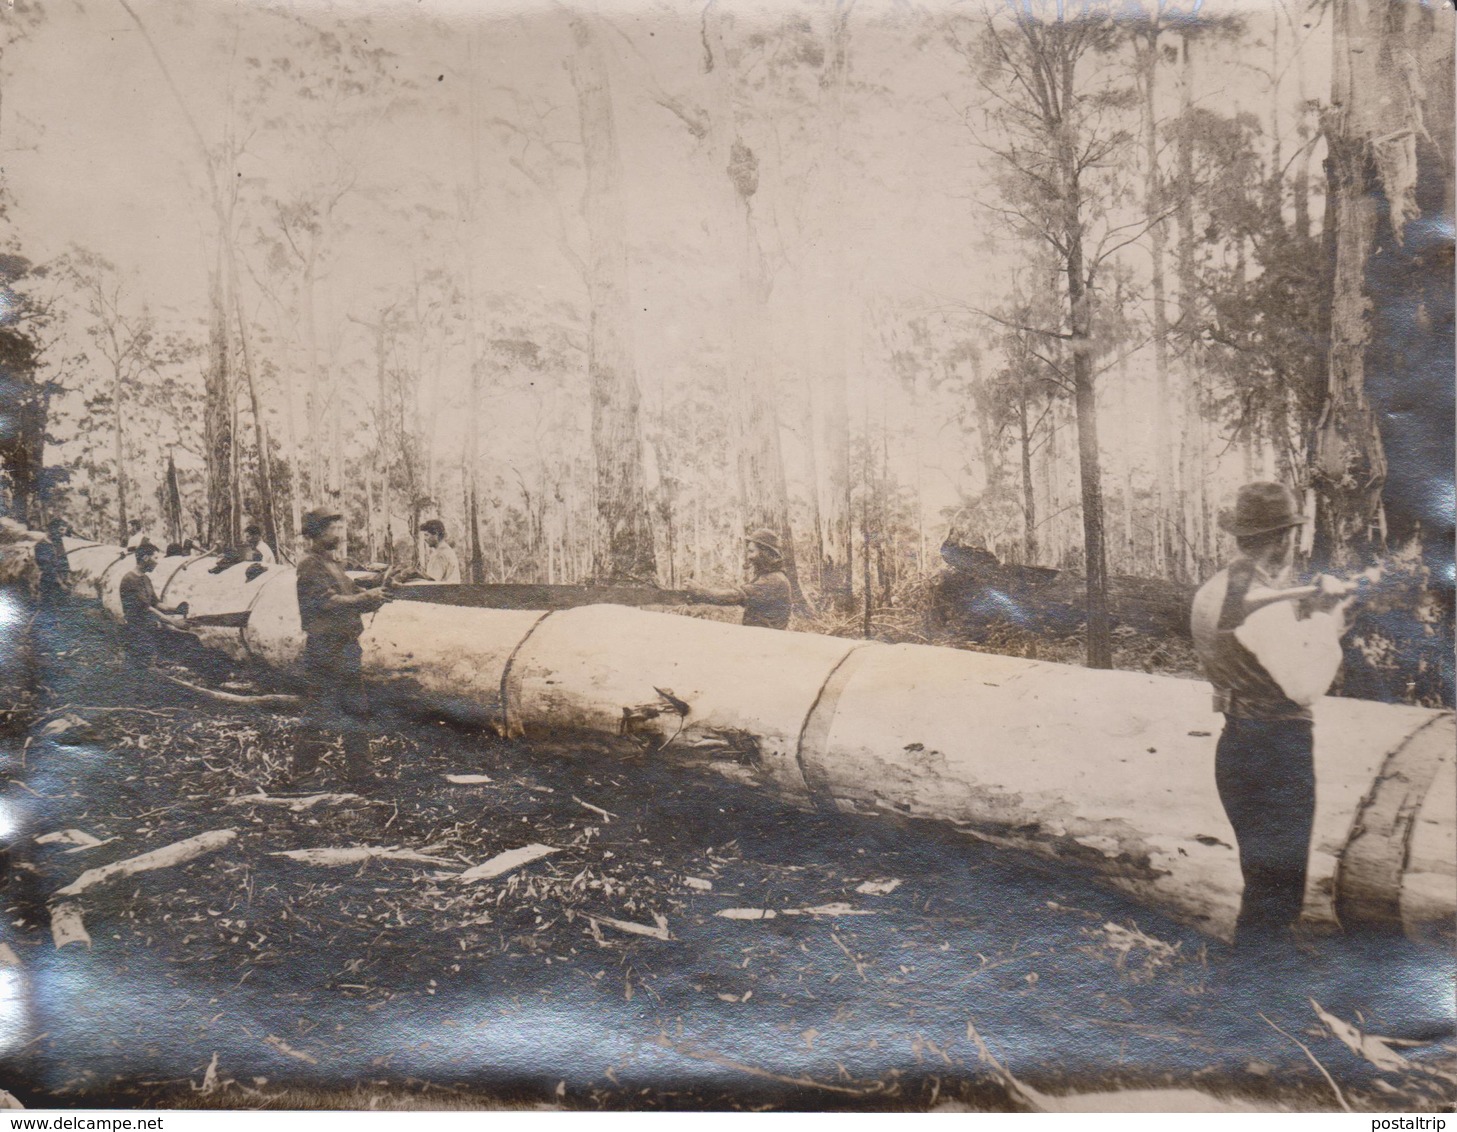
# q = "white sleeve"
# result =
<box><xmin>443</xmin><ymin>548</ymin><xmax>462</xmax><ymax>584</ymax></box>
<box><xmin>1234</xmin><ymin>602</ymin><xmax>1346</xmax><ymax>707</ymax></box>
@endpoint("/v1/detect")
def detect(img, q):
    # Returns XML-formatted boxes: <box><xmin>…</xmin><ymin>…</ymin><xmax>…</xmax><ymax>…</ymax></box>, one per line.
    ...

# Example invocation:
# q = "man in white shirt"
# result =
<box><xmin>1190</xmin><ymin>482</ymin><xmax>1357</xmax><ymax>952</ymax></box>
<box><xmin>418</xmin><ymin>519</ymin><xmax>462</xmax><ymax>584</ymax></box>
<box><xmin>244</xmin><ymin>524</ymin><xmax>277</xmax><ymax>565</ymax></box>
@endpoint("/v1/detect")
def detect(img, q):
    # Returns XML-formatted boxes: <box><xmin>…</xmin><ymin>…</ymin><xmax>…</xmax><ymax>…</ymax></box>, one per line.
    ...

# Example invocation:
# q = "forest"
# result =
<box><xmin>0</xmin><ymin>0</ymin><xmax>1454</xmax><ymax>1112</ymax></box>
<box><xmin>0</xmin><ymin>0</ymin><xmax>1451</xmax><ymax>686</ymax></box>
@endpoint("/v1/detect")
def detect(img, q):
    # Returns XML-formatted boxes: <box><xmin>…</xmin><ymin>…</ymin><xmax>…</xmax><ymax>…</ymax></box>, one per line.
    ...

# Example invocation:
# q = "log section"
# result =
<box><xmin>62</xmin><ymin>541</ymin><xmax>1454</xmax><ymax>941</ymax></box>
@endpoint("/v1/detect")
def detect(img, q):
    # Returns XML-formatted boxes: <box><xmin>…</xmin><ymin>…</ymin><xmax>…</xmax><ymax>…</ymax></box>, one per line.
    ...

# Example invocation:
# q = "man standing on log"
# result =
<box><xmin>687</xmin><ymin>528</ymin><xmax>792</xmax><ymax>630</ymax></box>
<box><xmin>1190</xmin><ymin>482</ymin><xmax>1357</xmax><ymax>953</ymax></box>
<box><xmin>294</xmin><ymin>508</ymin><xmax>392</xmax><ymax>788</ymax></box>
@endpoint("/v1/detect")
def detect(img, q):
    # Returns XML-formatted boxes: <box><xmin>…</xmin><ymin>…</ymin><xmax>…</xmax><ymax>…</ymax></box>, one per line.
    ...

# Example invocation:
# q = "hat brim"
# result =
<box><xmin>1218</xmin><ymin>514</ymin><xmax>1307</xmax><ymax>537</ymax></box>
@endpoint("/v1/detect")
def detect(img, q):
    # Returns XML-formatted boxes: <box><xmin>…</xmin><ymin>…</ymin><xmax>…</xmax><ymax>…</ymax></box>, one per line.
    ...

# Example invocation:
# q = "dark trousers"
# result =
<box><xmin>1215</xmin><ymin>716</ymin><xmax>1316</xmax><ymax>947</ymax></box>
<box><xmin>296</xmin><ymin>636</ymin><xmax>371</xmax><ymax>781</ymax></box>
<box><xmin>122</xmin><ymin>625</ymin><xmax>159</xmax><ymax>669</ymax></box>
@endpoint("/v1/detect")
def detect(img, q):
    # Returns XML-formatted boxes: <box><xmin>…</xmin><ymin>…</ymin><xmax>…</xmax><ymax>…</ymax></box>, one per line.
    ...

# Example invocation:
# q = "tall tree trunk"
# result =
<box><xmin>1138</xmin><ymin>30</ymin><xmax>1179</xmax><ymax>581</ymax></box>
<box><xmin>1175</xmin><ymin>34</ymin><xmax>1206</xmax><ymax>583</ymax></box>
<box><xmin>1061</xmin><ymin>65</ymin><xmax>1111</xmax><ymax>668</ymax></box>
<box><xmin>861</xmin><ymin>424</ymin><xmax>872</xmax><ymax>638</ymax></box>
<box><xmin>204</xmin><ymin>253</ymin><xmax>235</xmax><ymax>549</ymax></box>
<box><xmin>303</xmin><ymin>242</ymin><xmax>325</xmax><ymax>507</ymax></box>
<box><xmin>816</xmin><ymin>0</ymin><xmax>856</xmax><ymax>611</ymax></box>
<box><xmin>1018</xmin><ymin>383</ymin><xmax>1037</xmax><ymax>564</ymax></box>
<box><xmin>280</xmin><ymin>346</ymin><xmax>302</xmax><ymax>553</ymax></box>
<box><xmin>1312</xmin><ymin>0</ymin><xmax>1450</xmax><ymax>567</ymax></box>
<box><xmin>462</xmin><ymin>36</ymin><xmax>486</xmax><ymax>586</ymax></box>
<box><xmin>230</xmin><ymin>256</ymin><xmax>278</xmax><ymax>555</ymax></box>
<box><xmin>113</xmin><ymin>366</ymin><xmax>128</xmax><ymax>544</ymax></box>
<box><xmin>569</xmin><ymin>13</ymin><xmax>657</xmax><ymax>583</ymax></box>
<box><xmin>803</xmin><ymin>373</ymin><xmax>826</xmax><ymax>590</ymax></box>
<box><xmin>701</xmin><ymin>6</ymin><xmax>803</xmax><ymax>603</ymax></box>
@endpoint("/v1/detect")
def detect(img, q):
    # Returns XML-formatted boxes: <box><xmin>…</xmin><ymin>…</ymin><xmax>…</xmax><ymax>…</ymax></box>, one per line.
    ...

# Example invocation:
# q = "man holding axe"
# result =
<box><xmin>293</xmin><ymin>508</ymin><xmax>395</xmax><ymax>788</ymax></box>
<box><xmin>1190</xmin><ymin>482</ymin><xmax>1362</xmax><ymax>954</ymax></box>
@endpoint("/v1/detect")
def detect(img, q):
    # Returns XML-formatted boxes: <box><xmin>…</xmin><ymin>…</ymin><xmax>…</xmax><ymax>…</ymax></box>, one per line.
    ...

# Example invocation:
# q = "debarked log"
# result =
<box><xmin>63</xmin><ymin>541</ymin><xmax>1456</xmax><ymax>942</ymax></box>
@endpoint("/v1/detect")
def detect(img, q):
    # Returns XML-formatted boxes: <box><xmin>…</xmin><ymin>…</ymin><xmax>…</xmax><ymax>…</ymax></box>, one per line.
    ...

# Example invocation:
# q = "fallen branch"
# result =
<box><xmin>589</xmin><ymin>913</ymin><xmax>673</xmax><ymax>942</ymax></box>
<box><xmin>573</xmin><ymin>795</ymin><xmax>616</xmax><ymax>821</ymax></box>
<box><xmin>1260</xmin><ymin>1012</ymin><xmax>1351</xmax><ymax>1112</ymax></box>
<box><xmin>456</xmin><ymin>843</ymin><xmax>560</xmax><ymax>883</ymax></box>
<box><xmin>966</xmin><ymin>1017</ymin><xmax>1044</xmax><ymax>1110</ymax></box>
<box><xmin>35</xmin><ymin>829</ymin><xmax>108</xmax><ymax>851</ymax></box>
<box><xmin>228</xmin><ymin>792</ymin><xmax>363</xmax><ymax>812</ymax></box>
<box><xmin>156</xmin><ymin>672</ymin><xmax>300</xmax><ymax>708</ymax></box>
<box><xmin>655</xmin><ymin>1035</ymin><xmax>878</xmax><ymax>1097</ymax></box>
<box><xmin>272</xmin><ymin>845</ymin><xmax>455</xmax><ymax>867</ymax></box>
<box><xmin>54</xmin><ymin>829</ymin><xmax>237</xmax><ymax>897</ymax></box>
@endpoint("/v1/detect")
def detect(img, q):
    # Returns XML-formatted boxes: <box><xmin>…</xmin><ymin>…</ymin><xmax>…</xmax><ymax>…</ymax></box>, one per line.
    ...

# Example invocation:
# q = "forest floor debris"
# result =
<box><xmin>1</xmin><ymin>615</ymin><xmax>1453</xmax><ymax>1111</ymax></box>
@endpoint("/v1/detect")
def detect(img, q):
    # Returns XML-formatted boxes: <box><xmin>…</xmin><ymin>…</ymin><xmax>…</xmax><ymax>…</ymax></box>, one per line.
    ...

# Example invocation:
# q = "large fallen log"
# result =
<box><xmin>62</xmin><ymin>540</ymin><xmax>1455</xmax><ymax>942</ymax></box>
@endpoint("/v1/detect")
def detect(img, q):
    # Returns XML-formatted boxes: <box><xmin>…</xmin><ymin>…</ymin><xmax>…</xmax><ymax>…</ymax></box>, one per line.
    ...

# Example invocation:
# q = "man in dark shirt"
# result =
<box><xmin>294</xmin><ymin>508</ymin><xmax>391</xmax><ymax>787</ymax></box>
<box><xmin>35</xmin><ymin>519</ymin><xmax>72</xmax><ymax>612</ymax></box>
<box><xmin>117</xmin><ymin>544</ymin><xmax>187</xmax><ymax>667</ymax></box>
<box><xmin>1190</xmin><ymin>482</ymin><xmax>1355</xmax><ymax>953</ymax></box>
<box><xmin>688</xmin><ymin>528</ymin><xmax>793</xmax><ymax>630</ymax></box>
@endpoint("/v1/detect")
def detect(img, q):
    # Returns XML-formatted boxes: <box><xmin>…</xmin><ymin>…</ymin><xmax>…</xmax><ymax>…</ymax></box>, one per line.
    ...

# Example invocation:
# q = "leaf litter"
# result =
<box><xmin>6</xmin><ymin>619</ymin><xmax>1455</xmax><ymax>1110</ymax></box>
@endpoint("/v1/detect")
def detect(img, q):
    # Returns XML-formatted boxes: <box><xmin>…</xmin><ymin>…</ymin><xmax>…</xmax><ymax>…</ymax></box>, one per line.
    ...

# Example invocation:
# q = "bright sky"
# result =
<box><xmin>1</xmin><ymin>0</ymin><xmax>1332</xmax><ymax>563</ymax></box>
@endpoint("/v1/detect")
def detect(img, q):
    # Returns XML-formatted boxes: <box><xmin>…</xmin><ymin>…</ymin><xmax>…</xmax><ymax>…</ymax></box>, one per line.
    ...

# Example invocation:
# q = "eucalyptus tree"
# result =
<box><xmin>949</xmin><ymin>0</ymin><xmax>1149</xmax><ymax>668</ymax></box>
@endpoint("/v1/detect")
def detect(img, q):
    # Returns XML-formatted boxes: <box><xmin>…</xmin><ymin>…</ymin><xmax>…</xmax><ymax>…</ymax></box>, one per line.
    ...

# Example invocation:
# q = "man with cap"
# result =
<box><xmin>117</xmin><ymin>543</ymin><xmax>189</xmax><ymax>668</ymax></box>
<box><xmin>687</xmin><ymin>528</ymin><xmax>792</xmax><ymax>630</ymax></box>
<box><xmin>294</xmin><ymin>508</ymin><xmax>392</xmax><ymax>787</ymax></box>
<box><xmin>417</xmin><ymin>519</ymin><xmax>461</xmax><ymax>584</ymax></box>
<box><xmin>1190</xmin><ymin>482</ymin><xmax>1357</xmax><ymax>953</ymax></box>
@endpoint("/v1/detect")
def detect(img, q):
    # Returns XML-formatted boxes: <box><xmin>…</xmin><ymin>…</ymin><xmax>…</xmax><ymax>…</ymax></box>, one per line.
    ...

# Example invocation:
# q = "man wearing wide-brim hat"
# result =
<box><xmin>293</xmin><ymin>508</ymin><xmax>393</xmax><ymax>787</ymax></box>
<box><xmin>1190</xmin><ymin>482</ymin><xmax>1359</xmax><ymax>954</ymax></box>
<box><xmin>686</xmin><ymin>527</ymin><xmax>792</xmax><ymax>631</ymax></box>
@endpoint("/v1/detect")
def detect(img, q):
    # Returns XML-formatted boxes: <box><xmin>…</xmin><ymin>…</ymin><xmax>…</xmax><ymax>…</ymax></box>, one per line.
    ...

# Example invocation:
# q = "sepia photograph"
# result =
<box><xmin>0</xmin><ymin>0</ymin><xmax>1451</xmax><ymax>1112</ymax></box>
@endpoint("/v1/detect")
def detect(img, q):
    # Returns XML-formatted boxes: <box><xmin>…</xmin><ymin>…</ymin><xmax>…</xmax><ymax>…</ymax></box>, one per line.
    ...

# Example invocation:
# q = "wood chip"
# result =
<box><xmin>444</xmin><ymin>774</ymin><xmax>493</xmax><ymax>785</ymax></box>
<box><xmin>0</xmin><ymin>943</ymin><xmax>20</xmax><ymax>966</ymax></box>
<box><xmin>36</xmin><ymin>829</ymin><xmax>105</xmax><ymax>850</ymax></box>
<box><xmin>272</xmin><ymin>845</ymin><xmax>455</xmax><ymax>867</ymax></box>
<box><xmin>716</xmin><ymin>908</ymin><xmax>777</xmax><ymax>920</ymax></box>
<box><xmin>786</xmin><ymin>903</ymin><xmax>876</xmax><ymax>916</ymax></box>
<box><xmin>589</xmin><ymin>913</ymin><xmax>673</xmax><ymax>942</ymax></box>
<box><xmin>39</xmin><ymin>714</ymin><xmax>92</xmax><ymax>742</ymax></box>
<box><xmin>49</xmin><ymin>903</ymin><xmax>90</xmax><ymax>949</ymax></box>
<box><xmin>1311</xmin><ymin>1000</ymin><xmax>1411</xmax><ymax>1073</ymax></box>
<box><xmin>855</xmin><ymin>878</ymin><xmax>900</xmax><ymax>895</ymax></box>
<box><xmin>54</xmin><ymin>829</ymin><xmax>237</xmax><ymax>897</ymax></box>
<box><xmin>455</xmin><ymin>843</ymin><xmax>560</xmax><ymax>883</ymax></box>
<box><xmin>573</xmin><ymin>796</ymin><xmax>616</xmax><ymax>821</ymax></box>
<box><xmin>265</xmin><ymin>1035</ymin><xmax>319</xmax><ymax>1065</ymax></box>
<box><xmin>683</xmin><ymin>876</ymin><xmax>713</xmax><ymax>891</ymax></box>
